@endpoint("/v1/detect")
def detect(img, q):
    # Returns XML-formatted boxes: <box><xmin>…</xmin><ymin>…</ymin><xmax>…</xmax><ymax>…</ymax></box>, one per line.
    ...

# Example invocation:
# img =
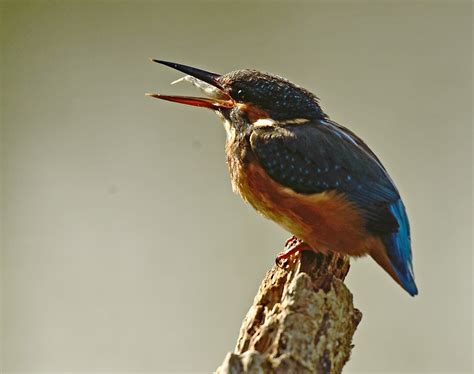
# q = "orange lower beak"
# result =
<box><xmin>146</xmin><ymin>93</ymin><xmax>234</xmax><ymax>110</ymax></box>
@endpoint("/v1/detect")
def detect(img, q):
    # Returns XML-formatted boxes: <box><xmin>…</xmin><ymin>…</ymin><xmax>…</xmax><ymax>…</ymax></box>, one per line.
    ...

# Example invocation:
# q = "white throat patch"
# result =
<box><xmin>217</xmin><ymin>112</ymin><xmax>236</xmax><ymax>141</ymax></box>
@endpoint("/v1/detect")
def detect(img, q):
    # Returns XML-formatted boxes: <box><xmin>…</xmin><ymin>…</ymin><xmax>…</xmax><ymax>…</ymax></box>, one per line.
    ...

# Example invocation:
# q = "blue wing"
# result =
<box><xmin>250</xmin><ymin>119</ymin><xmax>417</xmax><ymax>295</ymax></box>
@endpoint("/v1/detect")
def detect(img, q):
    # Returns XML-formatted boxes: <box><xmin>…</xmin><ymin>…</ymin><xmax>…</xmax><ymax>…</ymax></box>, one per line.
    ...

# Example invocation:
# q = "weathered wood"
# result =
<box><xmin>215</xmin><ymin>251</ymin><xmax>362</xmax><ymax>374</ymax></box>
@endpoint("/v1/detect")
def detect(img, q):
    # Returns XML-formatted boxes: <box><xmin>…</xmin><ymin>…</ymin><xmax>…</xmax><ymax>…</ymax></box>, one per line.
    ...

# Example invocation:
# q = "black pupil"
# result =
<box><xmin>236</xmin><ymin>88</ymin><xmax>245</xmax><ymax>100</ymax></box>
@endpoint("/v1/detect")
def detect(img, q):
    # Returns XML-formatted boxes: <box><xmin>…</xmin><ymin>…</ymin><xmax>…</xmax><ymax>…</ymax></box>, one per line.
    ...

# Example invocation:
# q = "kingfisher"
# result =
<box><xmin>147</xmin><ymin>60</ymin><xmax>418</xmax><ymax>296</ymax></box>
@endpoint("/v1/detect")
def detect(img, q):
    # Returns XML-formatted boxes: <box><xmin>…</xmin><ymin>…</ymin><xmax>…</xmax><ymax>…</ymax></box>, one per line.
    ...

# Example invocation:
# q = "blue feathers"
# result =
<box><xmin>250</xmin><ymin>119</ymin><xmax>418</xmax><ymax>296</ymax></box>
<box><xmin>382</xmin><ymin>200</ymin><xmax>418</xmax><ymax>296</ymax></box>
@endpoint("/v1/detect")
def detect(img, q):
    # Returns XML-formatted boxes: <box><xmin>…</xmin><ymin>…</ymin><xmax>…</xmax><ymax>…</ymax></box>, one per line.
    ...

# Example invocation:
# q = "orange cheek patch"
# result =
<box><xmin>237</xmin><ymin>103</ymin><xmax>270</xmax><ymax>123</ymax></box>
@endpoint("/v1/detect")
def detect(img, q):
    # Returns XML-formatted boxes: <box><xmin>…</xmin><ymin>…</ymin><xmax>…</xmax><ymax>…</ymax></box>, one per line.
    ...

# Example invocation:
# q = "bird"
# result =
<box><xmin>146</xmin><ymin>59</ymin><xmax>418</xmax><ymax>296</ymax></box>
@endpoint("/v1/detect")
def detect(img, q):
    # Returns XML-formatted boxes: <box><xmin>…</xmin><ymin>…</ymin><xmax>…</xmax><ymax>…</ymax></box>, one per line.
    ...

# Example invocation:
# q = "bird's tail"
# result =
<box><xmin>379</xmin><ymin>199</ymin><xmax>418</xmax><ymax>296</ymax></box>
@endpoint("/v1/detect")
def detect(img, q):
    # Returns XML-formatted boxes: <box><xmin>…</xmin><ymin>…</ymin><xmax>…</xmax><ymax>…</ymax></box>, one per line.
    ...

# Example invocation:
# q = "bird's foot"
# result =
<box><xmin>284</xmin><ymin>235</ymin><xmax>299</xmax><ymax>248</ymax></box>
<box><xmin>276</xmin><ymin>237</ymin><xmax>311</xmax><ymax>267</ymax></box>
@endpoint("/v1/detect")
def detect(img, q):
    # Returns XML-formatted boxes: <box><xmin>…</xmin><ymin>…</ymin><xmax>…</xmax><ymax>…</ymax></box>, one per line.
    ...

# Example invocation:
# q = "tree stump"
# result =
<box><xmin>215</xmin><ymin>251</ymin><xmax>362</xmax><ymax>374</ymax></box>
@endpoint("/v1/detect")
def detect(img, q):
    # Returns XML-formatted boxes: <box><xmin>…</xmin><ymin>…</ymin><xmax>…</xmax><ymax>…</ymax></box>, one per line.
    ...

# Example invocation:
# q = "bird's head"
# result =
<box><xmin>147</xmin><ymin>60</ymin><xmax>326</xmax><ymax>136</ymax></box>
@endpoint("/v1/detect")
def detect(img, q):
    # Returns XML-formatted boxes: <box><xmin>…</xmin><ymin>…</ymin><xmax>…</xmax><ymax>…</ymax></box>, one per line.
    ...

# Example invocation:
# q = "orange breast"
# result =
<box><xmin>231</xmin><ymin>158</ymin><xmax>378</xmax><ymax>257</ymax></box>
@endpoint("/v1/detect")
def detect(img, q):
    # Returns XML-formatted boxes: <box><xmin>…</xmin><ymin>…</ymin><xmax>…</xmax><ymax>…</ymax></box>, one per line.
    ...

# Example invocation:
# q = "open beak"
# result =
<box><xmin>146</xmin><ymin>59</ymin><xmax>234</xmax><ymax>110</ymax></box>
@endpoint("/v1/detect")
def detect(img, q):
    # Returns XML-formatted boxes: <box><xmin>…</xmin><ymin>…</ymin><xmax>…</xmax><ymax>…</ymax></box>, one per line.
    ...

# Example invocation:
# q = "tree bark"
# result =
<box><xmin>215</xmin><ymin>250</ymin><xmax>362</xmax><ymax>374</ymax></box>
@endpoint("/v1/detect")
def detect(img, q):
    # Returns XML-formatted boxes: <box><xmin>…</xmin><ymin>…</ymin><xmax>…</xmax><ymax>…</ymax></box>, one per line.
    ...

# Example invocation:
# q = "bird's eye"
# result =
<box><xmin>236</xmin><ymin>88</ymin><xmax>248</xmax><ymax>101</ymax></box>
<box><xmin>231</xmin><ymin>86</ymin><xmax>247</xmax><ymax>101</ymax></box>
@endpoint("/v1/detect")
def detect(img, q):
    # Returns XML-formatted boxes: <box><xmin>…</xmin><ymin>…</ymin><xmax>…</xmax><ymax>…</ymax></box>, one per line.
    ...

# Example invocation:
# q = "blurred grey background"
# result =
<box><xmin>0</xmin><ymin>1</ymin><xmax>472</xmax><ymax>373</ymax></box>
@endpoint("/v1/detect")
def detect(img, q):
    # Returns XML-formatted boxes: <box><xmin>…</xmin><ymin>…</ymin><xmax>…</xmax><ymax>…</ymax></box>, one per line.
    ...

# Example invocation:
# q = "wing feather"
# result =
<box><xmin>249</xmin><ymin>120</ymin><xmax>400</xmax><ymax>235</ymax></box>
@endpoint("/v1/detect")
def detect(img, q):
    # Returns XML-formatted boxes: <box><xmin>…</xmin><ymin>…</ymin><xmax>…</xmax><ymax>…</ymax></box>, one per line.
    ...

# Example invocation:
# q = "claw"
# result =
<box><xmin>276</xmin><ymin>240</ymin><xmax>311</xmax><ymax>267</ymax></box>
<box><xmin>284</xmin><ymin>235</ymin><xmax>299</xmax><ymax>248</ymax></box>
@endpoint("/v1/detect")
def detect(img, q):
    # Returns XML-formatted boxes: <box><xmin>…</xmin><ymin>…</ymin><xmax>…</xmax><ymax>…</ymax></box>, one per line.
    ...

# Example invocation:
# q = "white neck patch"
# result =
<box><xmin>253</xmin><ymin>118</ymin><xmax>276</xmax><ymax>128</ymax></box>
<box><xmin>253</xmin><ymin>118</ymin><xmax>310</xmax><ymax>128</ymax></box>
